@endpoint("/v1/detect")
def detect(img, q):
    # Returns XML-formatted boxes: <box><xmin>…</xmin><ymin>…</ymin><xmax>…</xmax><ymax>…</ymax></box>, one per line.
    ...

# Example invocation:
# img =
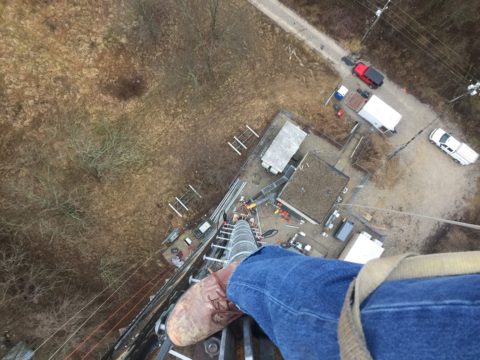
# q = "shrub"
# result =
<box><xmin>69</xmin><ymin>117</ymin><xmax>143</xmax><ymax>180</ymax></box>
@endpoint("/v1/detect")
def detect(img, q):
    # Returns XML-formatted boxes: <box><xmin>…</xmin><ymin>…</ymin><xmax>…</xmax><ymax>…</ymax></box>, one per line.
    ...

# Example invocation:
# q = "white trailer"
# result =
<box><xmin>261</xmin><ymin>121</ymin><xmax>307</xmax><ymax>175</ymax></box>
<box><xmin>358</xmin><ymin>95</ymin><xmax>402</xmax><ymax>135</ymax></box>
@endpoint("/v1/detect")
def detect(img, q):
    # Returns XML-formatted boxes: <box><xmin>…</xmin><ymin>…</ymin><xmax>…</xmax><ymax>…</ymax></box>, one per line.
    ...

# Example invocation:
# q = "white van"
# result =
<box><xmin>429</xmin><ymin>128</ymin><xmax>479</xmax><ymax>165</ymax></box>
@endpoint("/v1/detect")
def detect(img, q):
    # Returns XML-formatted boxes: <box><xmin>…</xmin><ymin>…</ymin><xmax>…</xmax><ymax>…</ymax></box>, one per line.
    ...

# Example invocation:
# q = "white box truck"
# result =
<box><xmin>429</xmin><ymin>128</ymin><xmax>479</xmax><ymax>165</ymax></box>
<box><xmin>358</xmin><ymin>95</ymin><xmax>402</xmax><ymax>136</ymax></box>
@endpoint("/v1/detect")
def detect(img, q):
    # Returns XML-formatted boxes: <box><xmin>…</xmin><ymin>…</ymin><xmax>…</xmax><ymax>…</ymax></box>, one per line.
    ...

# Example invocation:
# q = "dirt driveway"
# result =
<box><xmin>353</xmin><ymin>137</ymin><xmax>479</xmax><ymax>254</ymax></box>
<box><xmin>249</xmin><ymin>0</ymin><xmax>480</xmax><ymax>253</ymax></box>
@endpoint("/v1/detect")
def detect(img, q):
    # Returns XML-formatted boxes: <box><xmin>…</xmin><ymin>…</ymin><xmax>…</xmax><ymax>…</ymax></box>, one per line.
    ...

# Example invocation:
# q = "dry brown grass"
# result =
<box><xmin>0</xmin><ymin>0</ymin><xmax>340</xmax><ymax>356</ymax></box>
<box><xmin>342</xmin><ymin>38</ymin><xmax>363</xmax><ymax>54</ymax></box>
<box><xmin>311</xmin><ymin>110</ymin><xmax>357</xmax><ymax>147</ymax></box>
<box><xmin>352</xmin><ymin>134</ymin><xmax>390</xmax><ymax>173</ymax></box>
<box><xmin>1</xmin><ymin>168</ymin><xmax>87</xmax><ymax>248</ymax></box>
<box><xmin>68</xmin><ymin>116</ymin><xmax>143</xmax><ymax>180</ymax></box>
<box><xmin>0</xmin><ymin>241</ymin><xmax>61</xmax><ymax>308</ymax></box>
<box><xmin>423</xmin><ymin>183</ymin><xmax>480</xmax><ymax>253</ymax></box>
<box><xmin>351</xmin><ymin>133</ymin><xmax>404</xmax><ymax>188</ymax></box>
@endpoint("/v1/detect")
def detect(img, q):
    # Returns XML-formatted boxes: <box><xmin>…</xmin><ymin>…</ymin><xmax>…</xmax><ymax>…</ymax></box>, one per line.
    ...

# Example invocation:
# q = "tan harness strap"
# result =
<box><xmin>338</xmin><ymin>251</ymin><xmax>480</xmax><ymax>359</ymax></box>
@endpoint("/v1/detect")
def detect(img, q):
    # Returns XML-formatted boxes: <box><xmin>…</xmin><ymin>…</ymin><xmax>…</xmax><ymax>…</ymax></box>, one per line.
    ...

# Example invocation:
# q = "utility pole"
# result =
<box><xmin>449</xmin><ymin>81</ymin><xmax>480</xmax><ymax>103</ymax></box>
<box><xmin>361</xmin><ymin>0</ymin><xmax>392</xmax><ymax>44</ymax></box>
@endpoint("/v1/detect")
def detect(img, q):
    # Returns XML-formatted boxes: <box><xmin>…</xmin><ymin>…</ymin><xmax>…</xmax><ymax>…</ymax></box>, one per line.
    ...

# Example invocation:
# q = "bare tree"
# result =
<box><xmin>167</xmin><ymin>0</ymin><xmax>257</xmax><ymax>91</ymax></box>
<box><xmin>0</xmin><ymin>241</ymin><xmax>62</xmax><ymax>308</ymax></box>
<box><xmin>68</xmin><ymin>117</ymin><xmax>143</xmax><ymax>181</ymax></box>
<box><xmin>1</xmin><ymin>167</ymin><xmax>87</xmax><ymax>246</ymax></box>
<box><xmin>114</xmin><ymin>0</ymin><xmax>171</xmax><ymax>51</ymax></box>
<box><xmin>16</xmin><ymin>170</ymin><xmax>84</xmax><ymax>221</ymax></box>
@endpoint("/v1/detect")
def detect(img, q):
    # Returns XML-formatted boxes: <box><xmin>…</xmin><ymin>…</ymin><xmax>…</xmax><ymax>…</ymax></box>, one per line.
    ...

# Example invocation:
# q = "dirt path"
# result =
<box><xmin>248</xmin><ymin>0</ymin><xmax>480</xmax><ymax>253</ymax></box>
<box><xmin>353</xmin><ymin>142</ymin><xmax>479</xmax><ymax>254</ymax></box>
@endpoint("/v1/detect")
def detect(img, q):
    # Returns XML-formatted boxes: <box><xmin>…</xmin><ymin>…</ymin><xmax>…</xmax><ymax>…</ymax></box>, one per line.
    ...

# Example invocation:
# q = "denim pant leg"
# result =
<box><xmin>361</xmin><ymin>274</ymin><xmax>480</xmax><ymax>360</ymax></box>
<box><xmin>226</xmin><ymin>246</ymin><xmax>361</xmax><ymax>360</ymax></box>
<box><xmin>227</xmin><ymin>246</ymin><xmax>480</xmax><ymax>360</ymax></box>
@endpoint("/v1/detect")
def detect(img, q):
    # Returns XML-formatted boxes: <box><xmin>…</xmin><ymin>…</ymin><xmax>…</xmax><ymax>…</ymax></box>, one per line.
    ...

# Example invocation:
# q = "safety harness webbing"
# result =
<box><xmin>338</xmin><ymin>251</ymin><xmax>480</xmax><ymax>360</ymax></box>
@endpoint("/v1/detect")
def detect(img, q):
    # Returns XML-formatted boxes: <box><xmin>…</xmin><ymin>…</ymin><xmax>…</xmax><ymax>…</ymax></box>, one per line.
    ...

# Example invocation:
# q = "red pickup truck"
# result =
<box><xmin>353</xmin><ymin>62</ymin><xmax>384</xmax><ymax>89</ymax></box>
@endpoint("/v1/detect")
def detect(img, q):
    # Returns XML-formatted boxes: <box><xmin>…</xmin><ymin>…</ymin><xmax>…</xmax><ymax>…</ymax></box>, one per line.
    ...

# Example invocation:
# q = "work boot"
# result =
<box><xmin>166</xmin><ymin>262</ymin><xmax>243</xmax><ymax>347</ymax></box>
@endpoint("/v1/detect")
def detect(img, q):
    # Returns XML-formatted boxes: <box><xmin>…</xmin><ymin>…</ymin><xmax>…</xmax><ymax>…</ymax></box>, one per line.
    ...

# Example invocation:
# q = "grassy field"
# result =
<box><xmin>0</xmin><ymin>0</ymin><xmax>341</xmax><ymax>357</ymax></box>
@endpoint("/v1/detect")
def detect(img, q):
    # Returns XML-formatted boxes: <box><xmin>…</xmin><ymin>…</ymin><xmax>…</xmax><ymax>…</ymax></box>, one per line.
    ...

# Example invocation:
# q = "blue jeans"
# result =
<box><xmin>226</xmin><ymin>246</ymin><xmax>480</xmax><ymax>360</ymax></box>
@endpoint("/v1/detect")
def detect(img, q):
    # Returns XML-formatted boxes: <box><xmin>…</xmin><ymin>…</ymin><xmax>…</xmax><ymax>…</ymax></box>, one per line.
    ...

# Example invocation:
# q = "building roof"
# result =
<box><xmin>277</xmin><ymin>153</ymin><xmax>349</xmax><ymax>224</ymax></box>
<box><xmin>340</xmin><ymin>232</ymin><xmax>384</xmax><ymax>264</ymax></box>
<box><xmin>261</xmin><ymin>120</ymin><xmax>307</xmax><ymax>174</ymax></box>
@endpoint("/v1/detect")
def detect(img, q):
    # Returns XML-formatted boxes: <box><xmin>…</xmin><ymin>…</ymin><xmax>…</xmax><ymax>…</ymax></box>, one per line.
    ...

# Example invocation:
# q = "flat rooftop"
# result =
<box><xmin>235</xmin><ymin>110</ymin><xmax>377</xmax><ymax>259</ymax></box>
<box><xmin>260</xmin><ymin>120</ymin><xmax>307</xmax><ymax>174</ymax></box>
<box><xmin>277</xmin><ymin>152</ymin><xmax>349</xmax><ymax>224</ymax></box>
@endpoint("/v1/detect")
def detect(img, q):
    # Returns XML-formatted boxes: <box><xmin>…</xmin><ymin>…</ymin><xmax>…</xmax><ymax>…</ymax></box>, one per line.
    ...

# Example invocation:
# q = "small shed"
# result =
<box><xmin>261</xmin><ymin>121</ymin><xmax>307</xmax><ymax>175</ymax></box>
<box><xmin>276</xmin><ymin>153</ymin><xmax>349</xmax><ymax>224</ymax></box>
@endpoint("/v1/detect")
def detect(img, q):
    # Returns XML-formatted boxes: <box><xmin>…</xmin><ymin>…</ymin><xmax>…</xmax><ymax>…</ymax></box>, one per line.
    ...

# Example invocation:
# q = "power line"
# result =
<box><xmin>381</xmin><ymin>13</ymin><xmax>469</xmax><ymax>84</ymax></box>
<box><xmin>449</xmin><ymin>81</ymin><xmax>480</xmax><ymax>103</ymax></box>
<box><xmin>35</xmin><ymin>246</ymin><xmax>167</xmax><ymax>358</ymax></box>
<box><xmin>340</xmin><ymin>203</ymin><xmax>480</xmax><ymax>231</ymax></box>
<box><xmin>349</xmin><ymin>0</ymin><xmax>469</xmax><ymax>85</ymax></box>
<box><xmin>33</xmin><ymin>263</ymin><xmax>140</xmax><ymax>355</ymax></box>
<box><xmin>388</xmin><ymin>2</ymin><xmax>480</xmax><ymax>79</ymax></box>
<box><xmin>46</xmin><ymin>259</ymin><xmax>155</xmax><ymax>360</ymax></box>
<box><xmin>357</xmin><ymin>0</ymin><xmax>468</xmax><ymax>82</ymax></box>
<box><xmin>378</xmin><ymin>8</ymin><xmax>472</xmax><ymax>81</ymax></box>
<box><xmin>355</xmin><ymin>0</ymin><xmax>463</xmax><ymax>80</ymax></box>
<box><xmin>351</xmin><ymin>0</ymin><xmax>467</xmax><ymax>82</ymax></box>
<box><xmin>365</xmin><ymin>0</ymin><xmax>475</xmax><ymax>82</ymax></box>
<box><xmin>63</xmin><ymin>275</ymin><xmax>162</xmax><ymax>359</ymax></box>
<box><xmin>80</xmin><ymin>276</ymin><xmax>165</xmax><ymax>359</ymax></box>
<box><xmin>361</xmin><ymin>0</ymin><xmax>392</xmax><ymax>44</ymax></box>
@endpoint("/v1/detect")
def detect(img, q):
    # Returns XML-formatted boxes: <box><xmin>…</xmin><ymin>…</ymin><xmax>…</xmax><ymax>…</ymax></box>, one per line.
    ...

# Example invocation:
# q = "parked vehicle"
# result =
<box><xmin>356</xmin><ymin>88</ymin><xmax>370</xmax><ymax>99</ymax></box>
<box><xmin>335</xmin><ymin>85</ymin><xmax>349</xmax><ymax>100</ymax></box>
<box><xmin>429</xmin><ymin>128</ymin><xmax>479</xmax><ymax>165</ymax></box>
<box><xmin>358</xmin><ymin>95</ymin><xmax>401</xmax><ymax>135</ymax></box>
<box><xmin>353</xmin><ymin>62</ymin><xmax>384</xmax><ymax>89</ymax></box>
<box><xmin>333</xmin><ymin>104</ymin><xmax>344</xmax><ymax>117</ymax></box>
<box><xmin>339</xmin><ymin>231</ymin><xmax>384</xmax><ymax>264</ymax></box>
<box><xmin>286</xmin><ymin>233</ymin><xmax>312</xmax><ymax>255</ymax></box>
<box><xmin>162</xmin><ymin>228</ymin><xmax>180</xmax><ymax>244</ymax></box>
<box><xmin>193</xmin><ymin>219</ymin><xmax>214</xmax><ymax>240</ymax></box>
<box><xmin>324</xmin><ymin>209</ymin><xmax>340</xmax><ymax>230</ymax></box>
<box><xmin>341</xmin><ymin>56</ymin><xmax>356</xmax><ymax>66</ymax></box>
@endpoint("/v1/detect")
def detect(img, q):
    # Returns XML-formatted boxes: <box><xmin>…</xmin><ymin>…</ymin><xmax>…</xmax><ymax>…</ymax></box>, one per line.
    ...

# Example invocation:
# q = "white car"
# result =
<box><xmin>429</xmin><ymin>128</ymin><xmax>479</xmax><ymax>165</ymax></box>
